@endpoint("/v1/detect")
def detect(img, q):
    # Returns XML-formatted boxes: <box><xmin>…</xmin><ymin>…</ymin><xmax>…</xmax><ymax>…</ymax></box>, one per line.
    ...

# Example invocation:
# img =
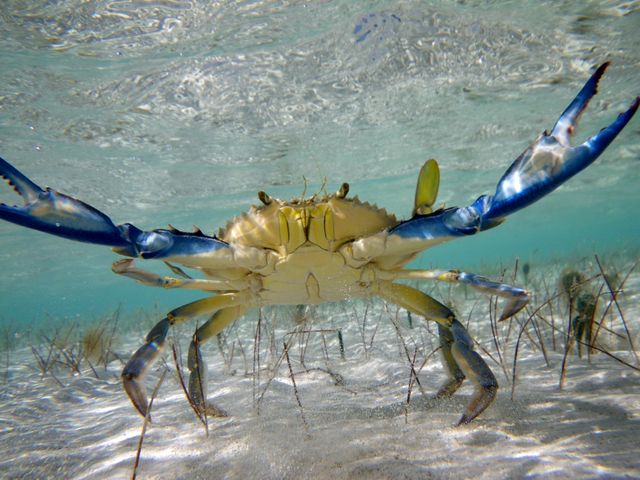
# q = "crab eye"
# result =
<box><xmin>258</xmin><ymin>191</ymin><xmax>272</xmax><ymax>205</ymax></box>
<box><xmin>336</xmin><ymin>183</ymin><xmax>349</xmax><ymax>199</ymax></box>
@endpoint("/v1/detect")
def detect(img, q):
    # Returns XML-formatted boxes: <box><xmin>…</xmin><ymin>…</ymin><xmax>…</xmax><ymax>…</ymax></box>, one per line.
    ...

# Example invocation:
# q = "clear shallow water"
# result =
<box><xmin>0</xmin><ymin>2</ymin><xmax>639</xmax><ymax>478</ymax></box>
<box><xmin>0</xmin><ymin>0</ymin><xmax>639</xmax><ymax>321</ymax></box>
<box><xmin>1</xmin><ymin>0</ymin><xmax>639</xmax><ymax>322</ymax></box>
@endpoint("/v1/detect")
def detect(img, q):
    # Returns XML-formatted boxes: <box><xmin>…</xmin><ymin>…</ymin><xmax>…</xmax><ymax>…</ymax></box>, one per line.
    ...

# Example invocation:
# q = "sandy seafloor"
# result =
<box><xmin>0</xmin><ymin>0</ymin><xmax>640</xmax><ymax>479</ymax></box>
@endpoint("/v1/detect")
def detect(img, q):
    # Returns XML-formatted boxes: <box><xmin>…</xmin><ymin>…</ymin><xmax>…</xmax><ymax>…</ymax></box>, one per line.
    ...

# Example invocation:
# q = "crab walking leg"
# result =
<box><xmin>112</xmin><ymin>258</ymin><xmax>247</xmax><ymax>292</ymax></box>
<box><xmin>187</xmin><ymin>305</ymin><xmax>248</xmax><ymax>416</ymax></box>
<box><xmin>122</xmin><ymin>317</ymin><xmax>171</xmax><ymax>417</ymax></box>
<box><xmin>435</xmin><ymin>324</ymin><xmax>465</xmax><ymax>398</ymax></box>
<box><xmin>390</xmin><ymin>269</ymin><xmax>529</xmax><ymax>321</ymax></box>
<box><xmin>122</xmin><ymin>292</ymin><xmax>251</xmax><ymax>417</ymax></box>
<box><xmin>379</xmin><ymin>283</ymin><xmax>498</xmax><ymax>425</ymax></box>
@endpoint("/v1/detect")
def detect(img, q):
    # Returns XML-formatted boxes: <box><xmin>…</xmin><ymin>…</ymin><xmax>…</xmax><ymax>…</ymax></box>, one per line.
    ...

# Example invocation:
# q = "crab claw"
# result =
<box><xmin>390</xmin><ymin>64</ymin><xmax>638</xmax><ymax>243</ymax></box>
<box><xmin>0</xmin><ymin>157</ymin><xmax>231</xmax><ymax>259</ymax></box>
<box><xmin>0</xmin><ymin>157</ymin><xmax>129</xmax><ymax>247</ymax></box>
<box><xmin>483</xmin><ymin>63</ymin><xmax>639</xmax><ymax>225</ymax></box>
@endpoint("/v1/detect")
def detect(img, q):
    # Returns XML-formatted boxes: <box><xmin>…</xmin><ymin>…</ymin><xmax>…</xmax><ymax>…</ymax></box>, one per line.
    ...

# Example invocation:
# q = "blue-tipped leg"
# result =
<box><xmin>457</xmin><ymin>271</ymin><xmax>529</xmax><ymax>321</ymax></box>
<box><xmin>435</xmin><ymin>318</ymin><xmax>499</xmax><ymax>425</ymax></box>
<box><xmin>391</xmin><ymin>64</ymin><xmax>638</xmax><ymax>242</ymax></box>
<box><xmin>448</xmin><ymin>319</ymin><xmax>498</xmax><ymax>426</ymax></box>
<box><xmin>0</xmin><ymin>157</ymin><xmax>230</xmax><ymax>259</ymax></box>
<box><xmin>122</xmin><ymin>318</ymin><xmax>171</xmax><ymax>418</ymax></box>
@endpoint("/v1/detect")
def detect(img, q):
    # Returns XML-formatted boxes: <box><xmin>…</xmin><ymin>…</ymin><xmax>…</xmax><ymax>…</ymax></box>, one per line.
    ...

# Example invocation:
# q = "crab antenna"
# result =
<box><xmin>319</xmin><ymin>176</ymin><xmax>328</xmax><ymax>197</ymax></box>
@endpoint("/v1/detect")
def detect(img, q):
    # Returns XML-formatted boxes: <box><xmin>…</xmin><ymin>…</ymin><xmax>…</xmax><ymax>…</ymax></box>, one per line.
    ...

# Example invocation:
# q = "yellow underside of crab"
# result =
<box><xmin>221</xmin><ymin>194</ymin><xmax>398</xmax><ymax>304</ymax></box>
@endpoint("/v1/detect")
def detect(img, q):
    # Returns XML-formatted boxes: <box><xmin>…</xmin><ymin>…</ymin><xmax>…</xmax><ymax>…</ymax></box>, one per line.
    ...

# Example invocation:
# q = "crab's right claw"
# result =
<box><xmin>0</xmin><ymin>157</ymin><xmax>231</xmax><ymax>259</ymax></box>
<box><xmin>0</xmin><ymin>157</ymin><xmax>129</xmax><ymax>247</ymax></box>
<box><xmin>483</xmin><ymin>63</ymin><xmax>640</xmax><ymax>225</ymax></box>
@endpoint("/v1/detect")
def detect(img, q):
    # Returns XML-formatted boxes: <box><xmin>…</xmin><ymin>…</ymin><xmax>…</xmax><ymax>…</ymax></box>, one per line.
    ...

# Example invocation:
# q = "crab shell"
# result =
<box><xmin>215</xmin><ymin>192</ymin><xmax>405</xmax><ymax>305</ymax></box>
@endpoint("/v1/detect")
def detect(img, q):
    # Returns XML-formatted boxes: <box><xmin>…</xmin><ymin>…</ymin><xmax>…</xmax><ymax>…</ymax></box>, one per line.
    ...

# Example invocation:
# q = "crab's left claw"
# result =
<box><xmin>483</xmin><ymin>62</ymin><xmax>640</xmax><ymax>225</ymax></box>
<box><xmin>0</xmin><ymin>157</ymin><xmax>129</xmax><ymax>247</ymax></box>
<box><xmin>391</xmin><ymin>64</ymin><xmax>638</xmax><ymax>242</ymax></box>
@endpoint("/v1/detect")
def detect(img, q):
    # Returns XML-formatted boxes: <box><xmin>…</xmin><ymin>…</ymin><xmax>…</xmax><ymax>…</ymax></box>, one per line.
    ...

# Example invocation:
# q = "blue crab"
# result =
<box><xmin>0</xmin><ymin>63</ymin><xmax>637</xmax><ymax>425</ymax></box>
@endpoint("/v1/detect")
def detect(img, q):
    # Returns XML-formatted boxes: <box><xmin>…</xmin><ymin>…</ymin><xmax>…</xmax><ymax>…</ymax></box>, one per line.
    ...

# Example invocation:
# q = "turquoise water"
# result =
<box><xmin>0</xmin><ymin>0</ymin><xmax>638</xmax><ymax>326</ymax></box>
<box><xmin>1</xmin><ymin>3</ymin><xmax>640</xmax><ymax>479</ymax></box>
